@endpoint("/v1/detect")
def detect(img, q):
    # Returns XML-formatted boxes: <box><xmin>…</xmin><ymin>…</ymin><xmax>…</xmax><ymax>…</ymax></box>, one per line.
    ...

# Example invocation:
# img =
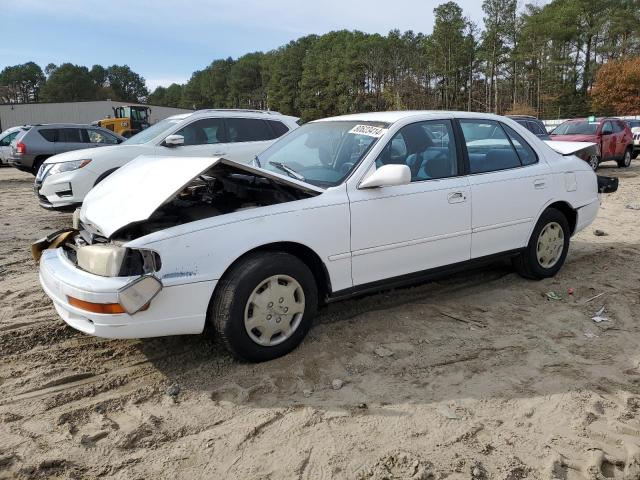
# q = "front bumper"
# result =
<box><xmin>39</xmin><ymin>248</ymin><xmax>215</xmax><ymax>338</ymax></box>
<box><xmin>35</xmin><ymin>168</ymin><xmax>96</xmax><ymax>210</ymax></box>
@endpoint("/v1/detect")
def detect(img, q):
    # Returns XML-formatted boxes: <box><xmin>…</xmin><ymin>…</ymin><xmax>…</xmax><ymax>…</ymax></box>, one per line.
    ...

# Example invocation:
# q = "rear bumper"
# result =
<box><xmin>39</xmin><ymin>248</ymin><xmax>215</xmax><ymax>338</ymax></box>
<box><xmin>575</xmin><ymin>198</ymin><xmax>600</xmax><ymax>234</ymax></box>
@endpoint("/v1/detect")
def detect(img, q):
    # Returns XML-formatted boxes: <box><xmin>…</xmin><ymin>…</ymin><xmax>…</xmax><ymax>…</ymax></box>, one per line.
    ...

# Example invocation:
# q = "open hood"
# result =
<box><xmin>544</xmin><ymin>140</ymin><xmax>597</xmax><ymax>156</ymax></box>
<box><xmin>80</xmin><ymin>155</ymin><xmax>324</xmax><ymax>238</ymax></box>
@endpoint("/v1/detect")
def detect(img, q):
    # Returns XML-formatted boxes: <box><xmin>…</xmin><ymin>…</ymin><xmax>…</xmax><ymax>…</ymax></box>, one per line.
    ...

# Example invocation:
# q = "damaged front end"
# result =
<box><xmin>32</xmin><ymin>156</ymin><xmax>321</xmax><ymax>316</ymax></box>
<box><xmin>113</xmin><ymin>160</ymin><xmax>318</xmax><ymax>240</ymax></box>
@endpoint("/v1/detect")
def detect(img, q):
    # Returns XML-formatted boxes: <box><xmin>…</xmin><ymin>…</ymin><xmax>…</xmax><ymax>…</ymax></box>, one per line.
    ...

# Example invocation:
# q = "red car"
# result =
<box><xmin>550</xmin><ymin>117</ymin><xmax>634</xmax><ymax>170</ymax></box>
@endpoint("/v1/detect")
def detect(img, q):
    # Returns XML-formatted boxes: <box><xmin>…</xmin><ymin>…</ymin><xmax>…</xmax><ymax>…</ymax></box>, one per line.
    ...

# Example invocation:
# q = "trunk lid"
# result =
<box><xmin>544</xmin><ymin>140</ymin><xmax>598</xmax><ymax>156</ymax></box>
<box><xmin>80</xmin><ymin>155</ymin><xmax>324</xmax><ymax>238</ymax></box>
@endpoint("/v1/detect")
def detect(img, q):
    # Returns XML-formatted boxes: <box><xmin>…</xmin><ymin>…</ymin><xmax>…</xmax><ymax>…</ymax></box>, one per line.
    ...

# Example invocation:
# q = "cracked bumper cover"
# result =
<box><xmin>38</xmin><ymin>248</ymin><xmax>215</xmax><ymax>338</ymax></box>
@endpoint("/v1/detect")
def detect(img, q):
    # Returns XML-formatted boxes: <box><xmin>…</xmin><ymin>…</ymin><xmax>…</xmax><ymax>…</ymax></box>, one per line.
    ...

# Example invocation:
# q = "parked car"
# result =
<box><xmin>34</xmin><ymin>109</ymin><xmax>299</xmax><ymax>210</ymax></box>
<box><xmin>625</xmin><ymin>119</ymin><xmax>640</xmax><ymax>158</ymax></box>
<box><xmin>0</xmin><ymin>126</ymin><xmax>28</xmax><ymax>165</ymax></box>
<box><xmin>8</xmin><ymin>124</ymin><xmax>125</xmax><ymax>175</ymax></box>
<box><xmin>550</xmin><ymin>117</ymin><xmax>633</xmax><ymax>170</ymax></box>
<box><xmin>34</xmin><ymin>111</ymin><xmax>610</xmax><ymax>362</ymax></box>
<box><xmin>507</xmin><ymin>115</ymin><xmax>550</xmax><ymax>140</ymax></box>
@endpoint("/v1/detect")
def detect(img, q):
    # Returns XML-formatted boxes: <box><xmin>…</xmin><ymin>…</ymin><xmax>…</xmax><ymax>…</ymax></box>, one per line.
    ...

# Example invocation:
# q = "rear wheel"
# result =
<box><xmin>513</xmin><ymin>208</ymin><xmax>570</xmax><ymax>280</ymax></box>
<box><xmin>210</xmin><ymin>252</ymin><xmax>318</xmax><ymax>362</ymax></box>
<box><xmin>617</xmin><ymin>148</ymin><xmax>632</xmax><ymax>168</ymax></box>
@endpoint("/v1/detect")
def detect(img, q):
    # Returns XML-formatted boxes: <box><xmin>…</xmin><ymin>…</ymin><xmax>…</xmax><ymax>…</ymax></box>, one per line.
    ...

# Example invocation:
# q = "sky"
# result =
<box><xmin>2</xmin><ymin>0</ymin><xmax>540</xmax><ymax>91</ymax></box>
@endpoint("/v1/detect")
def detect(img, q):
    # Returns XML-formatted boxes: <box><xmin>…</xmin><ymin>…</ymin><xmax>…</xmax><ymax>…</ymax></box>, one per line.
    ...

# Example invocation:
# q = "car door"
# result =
<box><xmin>161</xmin><ymin>117</ymin><xmax>228</xmax><ymax>158</ymax></box>
<box><xmin>613</xmin><ymin>121</ymin><xmax>628</xmax><ymax>157</ymax></box>
<box><xmin>348</xmin><ymin>119</ymin><xmax>471</xmax><ymax>286</ymax></box>
<box><xmin>600</xmin><ymin>121</ymin><xmax>616</xmax><ymax>160</ymax></box>
<box><xmin>56</xmin><ymin>128</ymin><xmax>86</xmax><ymax>154</ymax></box>
<box><xmin>223</xmin><ymin>117</ymin><xmax>280</xmax><ymax>163</ymax></box>
<box><xmin>459</xmin><ymin>119</ymin><xmax>552</xmax><ymax>258</ymax></box>
<box><xmin>85</xmin><ymin>128</ymin><xmax>121</xmax><ymax>148</ymax></box>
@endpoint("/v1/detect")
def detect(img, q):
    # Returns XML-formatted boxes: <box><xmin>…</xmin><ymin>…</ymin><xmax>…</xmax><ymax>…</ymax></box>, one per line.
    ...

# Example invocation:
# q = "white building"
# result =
<box><xmin>0</xmin><ymin>100</ymin><xmax>193</xmax><ymax>131</ymax></box>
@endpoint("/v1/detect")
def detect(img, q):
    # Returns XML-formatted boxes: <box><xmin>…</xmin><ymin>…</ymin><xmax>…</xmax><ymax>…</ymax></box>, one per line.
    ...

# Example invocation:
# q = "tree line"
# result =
<box><xmin>0</xmin><ymin>62</ymin><xmax>148</xmax><ymax>104</ymax></box>
<box><xmin>2</xmin><ymin>0</ymin><xmax>639</xmax><ymax>120</ymax></box>
<box><xmin>149</xmin><ymin>0</ymin><xmax>640</xmax><ymax>120</ymax></box>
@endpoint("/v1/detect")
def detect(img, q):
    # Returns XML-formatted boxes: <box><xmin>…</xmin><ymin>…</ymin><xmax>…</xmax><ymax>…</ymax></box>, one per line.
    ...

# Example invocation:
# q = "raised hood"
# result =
<box><xmin>544</xmin><ymin>140</ymin><xmax>597</xmax><ymax>156</ymax></box>
<box><xmin>80</xmin><ymin>155</ymin><xmax>324</xmax><ymax>238</ymax></box>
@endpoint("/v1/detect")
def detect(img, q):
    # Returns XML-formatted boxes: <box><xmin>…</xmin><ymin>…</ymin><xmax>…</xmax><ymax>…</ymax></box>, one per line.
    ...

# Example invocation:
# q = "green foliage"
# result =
<box><xmin>0</xmin><ymin>62</ymin><xmax>45</xmax><ymax>103</ymax></box>
<box><xmin>4</xmin><ymin>0</ymin><xmax>640</xmax><ymax>118</ymax></box>
<box><xmin>40</xmin><ymin>63</ymin><xmax>96</xmax><ymax>102</ymax></box>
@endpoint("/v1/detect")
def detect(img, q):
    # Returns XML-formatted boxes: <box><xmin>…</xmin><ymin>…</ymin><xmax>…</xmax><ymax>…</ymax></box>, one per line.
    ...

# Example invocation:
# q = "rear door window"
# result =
<box><xmin>226</xmin><ymin>118</ymin><xmax>272</xmax><ymax>142</ymax></box>
<box><xmin>459</xmin><ymin>120</ymin><xmax>522</xmax><ymax>174</ymax></box>
<box><xmin>39</xmin><ymin>129</ymin><xmax>58</xmax><ymax>142</ymax></box>
<box><xmin>58</xmin><ymin>128</ymin><xmax>82</xmax><ymax>143</ymax></box>
<box><xmin>502</xmin><ymin>124</ymin><xmax>538</xmax><ymax>166</ymax></box>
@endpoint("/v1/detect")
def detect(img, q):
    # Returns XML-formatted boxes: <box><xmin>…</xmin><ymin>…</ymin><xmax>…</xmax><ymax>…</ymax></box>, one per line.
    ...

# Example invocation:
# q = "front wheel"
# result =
<box><xmin>617</xmin><ymin>148</ymin><xmax>632</xmax><ymax>168</ymax></box>
<box><xmin>210</xmin><ymin>252</ymin><xmax>318</xmax><ymax>362</ymax></box>
<box><xmin>512</xmin><ymin>208</ymin><xmax>570</xmax><ymax>280</ymax></box>
<box><xmin>588</xmin><ymin>154</ymin><xmax>600</xmax><ymax>171</ymax></box>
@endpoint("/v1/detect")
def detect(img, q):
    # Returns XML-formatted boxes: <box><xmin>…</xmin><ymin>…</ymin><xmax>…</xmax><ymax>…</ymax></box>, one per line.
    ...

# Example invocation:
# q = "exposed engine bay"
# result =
<box><xmin>114</xmin><ymin>163</ymin><xmax>317</xmax><ymax>240</ymax></box>
<box><xmin>34</xmin><ymin>162</ymin><xmax>320</xmax><ymax>278</ymax></box>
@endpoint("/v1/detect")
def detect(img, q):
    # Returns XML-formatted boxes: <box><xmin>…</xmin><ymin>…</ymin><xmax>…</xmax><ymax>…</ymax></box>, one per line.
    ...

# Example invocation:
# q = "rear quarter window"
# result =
<box><xmin>38</xmin><ymin>129</ymin><xmax>58</xmax><ymax>142</ymax></box>
<box><xmin>267</xmin><ymin>120</ymin><xmax>289</xmax><ymax>138</ymax></box>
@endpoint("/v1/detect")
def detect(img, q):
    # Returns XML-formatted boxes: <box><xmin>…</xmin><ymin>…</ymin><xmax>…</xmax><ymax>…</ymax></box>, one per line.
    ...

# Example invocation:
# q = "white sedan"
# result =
<box><xmin>35</xmin><ymin>111</ymin><xmax>610</xmax><ymax>362</ymax></box>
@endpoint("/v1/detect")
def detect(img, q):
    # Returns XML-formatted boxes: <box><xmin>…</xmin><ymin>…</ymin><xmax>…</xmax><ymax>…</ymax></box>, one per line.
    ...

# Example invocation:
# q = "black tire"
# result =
<box><xmin>617</xmin><ymin>148</ymin><xmax>632</xmax><ymax>168</ymax></box>
<box><xmin>209</xmin><ymin>252</ymin><xmax>318</xmax><ymax>362</ymax></box>
<box><xmin>588</xmin><ymin>154</ymin><xmax>600</xmax><ymax>171</ymax></box>
<box><xmin>512</xmin><ymin>207</ymin><xmax>571</xmax><ymax>280</ymax></box>
<box><xmin>31</xmin><ymin>156</ymin><xmax>48</xmax><ymax>176</ymax></box>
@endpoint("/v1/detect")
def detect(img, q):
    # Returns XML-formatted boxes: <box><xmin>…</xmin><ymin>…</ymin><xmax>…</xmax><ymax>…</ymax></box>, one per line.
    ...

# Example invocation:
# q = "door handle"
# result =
<box><xmin>447</xmin><ymin>191</ymin><xmax>466</xmax><ymax>204</ymax></box>
<box><xmin>533</xmin><ymin>179</ymin><xmax>546</xmax><ymax>189</ymax></box>
<box><xmin>212</xmin><ymin>152</ymin><xmax>227</xmax><ymax>156</ymax></box>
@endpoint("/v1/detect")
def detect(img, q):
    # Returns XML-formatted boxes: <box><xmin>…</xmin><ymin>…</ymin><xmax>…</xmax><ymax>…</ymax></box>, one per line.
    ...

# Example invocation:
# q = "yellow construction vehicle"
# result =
<box><xmin>97</xmin><ymin>105</ymin><xmax>151</xmax><ymax>138</ymax></box>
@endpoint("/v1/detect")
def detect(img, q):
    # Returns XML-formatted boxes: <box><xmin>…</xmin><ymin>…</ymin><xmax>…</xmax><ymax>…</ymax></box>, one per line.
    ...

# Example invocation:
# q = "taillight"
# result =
<box><xmin>16</xmin><ymin>142</ymin><xmax>26</xmax><ymax>154</ymax></box>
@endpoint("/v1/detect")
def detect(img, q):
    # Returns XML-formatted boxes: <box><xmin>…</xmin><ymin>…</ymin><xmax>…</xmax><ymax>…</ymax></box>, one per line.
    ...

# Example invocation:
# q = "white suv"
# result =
<box><xmin>35</xmin><ymin>109</ymin><xmax>299</xmax><ymax>210</ymax></box>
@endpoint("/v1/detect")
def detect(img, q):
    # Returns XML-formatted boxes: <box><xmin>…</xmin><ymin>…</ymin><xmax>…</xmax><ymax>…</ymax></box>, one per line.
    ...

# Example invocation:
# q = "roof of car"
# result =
<box><xmin>30</xmin><ymin>123</ymin><xmax>102</xmax><ymax>128</ymax></box>
<box><xmin>313</xmin><ymin>110</ymin><xmax>509</xmax><ymax>124</ymax></box>
<box><xmin>167</xmin><ymin>109</ymin><xmax>299</xmax><ymax>122</ymax></box>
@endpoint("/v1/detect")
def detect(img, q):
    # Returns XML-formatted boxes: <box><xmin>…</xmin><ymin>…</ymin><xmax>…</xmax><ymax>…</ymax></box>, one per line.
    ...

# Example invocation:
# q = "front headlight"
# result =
<box><xmin>76</xmin><ymin>244</ymin><xmax>161</xmax><ymax>277</ymax></box>
<box><xmin>48</xmin><ymin>159</ymin><xmax>92</xmax><ymax>176</ymax></box>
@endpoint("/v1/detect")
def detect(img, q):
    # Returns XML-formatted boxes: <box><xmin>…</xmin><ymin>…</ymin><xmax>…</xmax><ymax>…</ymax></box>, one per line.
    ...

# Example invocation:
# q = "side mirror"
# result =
<box><xmin>360</xmin><ymin>164</ymin><xmax>411</xmax><ymax>189</ymax></box>
<box><xmin>164</xmin><ymin>134</ymin><xmax>184</xmax><ymax>147</ymax></box>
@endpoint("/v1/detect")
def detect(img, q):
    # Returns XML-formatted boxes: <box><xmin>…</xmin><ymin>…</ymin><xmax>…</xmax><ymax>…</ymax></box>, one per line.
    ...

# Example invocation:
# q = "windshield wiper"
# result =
<box><xmin>252</xmin><ymin>155</ymin><xmax>262</xmax><ymax>168</ymax></box>
<box><xmin>268</xmin><ymin>161</ymin><xmax>305</xmax><ymax>181</ymax></box>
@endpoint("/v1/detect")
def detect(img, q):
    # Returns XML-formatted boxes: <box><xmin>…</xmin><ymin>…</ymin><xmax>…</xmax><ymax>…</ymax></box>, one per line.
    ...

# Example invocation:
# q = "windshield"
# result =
<box><xmin>552</xmin><ymin>121</ymin><xmax>599</xmax><ymax>135</ymax></box>
<box><xmin>123</xmin><ymin>117</ymin><xmax>183</xmax><ymax>145</ymax></box>
<box><xmin>257</xmin><ymin>121</ymin><xmax>388</xmax><ymax>188</ymax></box>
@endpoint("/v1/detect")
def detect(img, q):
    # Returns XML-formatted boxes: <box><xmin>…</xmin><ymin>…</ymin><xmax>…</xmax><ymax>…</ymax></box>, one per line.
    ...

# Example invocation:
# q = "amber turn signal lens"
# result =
<box><xmin>67</xmin><ymin>296</ymin><xmax>126</xmax><ymax>314</ymax></box>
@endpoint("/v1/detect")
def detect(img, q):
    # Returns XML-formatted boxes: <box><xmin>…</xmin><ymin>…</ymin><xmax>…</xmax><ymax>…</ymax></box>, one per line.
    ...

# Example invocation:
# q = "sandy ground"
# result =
<box><xmin>1</xmin><ymin>163</ymin><xmax>640</xmax><ymax>480</ymax></box>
